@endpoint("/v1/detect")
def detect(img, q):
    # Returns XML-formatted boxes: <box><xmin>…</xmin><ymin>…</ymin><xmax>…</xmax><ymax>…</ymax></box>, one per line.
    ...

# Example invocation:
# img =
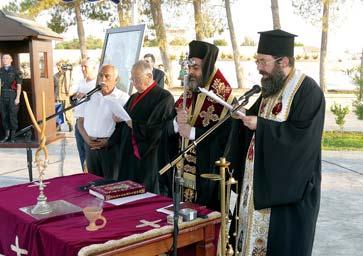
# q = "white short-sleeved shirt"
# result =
<box><xmin>78</xmin><ymin>88</ymin><xmax>129</xmax><ymax>138</ymax></box>
<box><xmin>71</xmin><ymin>78</ymin><xmax>97</xmax><ymax>119</ymax></box>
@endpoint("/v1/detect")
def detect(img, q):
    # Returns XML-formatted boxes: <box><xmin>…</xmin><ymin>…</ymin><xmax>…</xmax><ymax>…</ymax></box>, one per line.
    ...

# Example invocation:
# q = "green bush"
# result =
<box><xmin>213</xmin><ymin>39</ymin><xmax>227</xmax><ymax>46</ymax></box>
<box><xmin>143</xmin><ymin>39</ymin><xmax>158</xmax><ymax>47</ymax></box>
<box><xmin>55</xmin><ymin>36</ymin><xmax>103</xmax><ymax>49</ymax></box>
<box><xmin>346</xmin><ymin>66</ymin><xmax>363</xmax><ymax>120</ymax></box>
<box><xmin>170</xmin><ymin>37</ymin><xmax>187</xmax><ymax>46</ymax></box>
<box><xmin>241</xmin><ymin>36</ymin><xmax>256</xmax><ymax>46</ymax></box>
<box><xmin>294</xmin><ymin>42</ymin><xmax>304</xmax><ymax>47</ymax></box>
<box><xmin>330</xmin><ymin>102</ymin><xmax>350</xmax><ymax>131</ymax></box>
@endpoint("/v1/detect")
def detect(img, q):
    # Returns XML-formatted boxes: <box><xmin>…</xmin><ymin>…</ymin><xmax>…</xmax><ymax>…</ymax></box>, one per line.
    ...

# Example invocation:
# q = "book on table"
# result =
<box><xmin>89</xmin><ymin>180</ymin><xmax>146</xmax><ymax>200</ymax></box>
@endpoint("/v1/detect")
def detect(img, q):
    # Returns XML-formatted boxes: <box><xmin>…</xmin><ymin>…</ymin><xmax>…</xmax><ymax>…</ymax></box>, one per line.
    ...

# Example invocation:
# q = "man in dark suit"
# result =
<box><xmin>143</xmin><ymin>53</ymin><xmax>165</xmax><ymax>88</ymax></box>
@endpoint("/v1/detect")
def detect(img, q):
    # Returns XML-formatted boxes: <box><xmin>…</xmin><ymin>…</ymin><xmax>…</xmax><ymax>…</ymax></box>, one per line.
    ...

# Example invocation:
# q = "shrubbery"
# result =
<box><xmin>55</xmin><ymin>36</ymin><xmax>103</xmax><ymax>49</ymax></box>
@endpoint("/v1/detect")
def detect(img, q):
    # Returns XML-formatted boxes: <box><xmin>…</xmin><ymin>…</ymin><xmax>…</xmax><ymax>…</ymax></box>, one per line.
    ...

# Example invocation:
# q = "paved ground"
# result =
<box><xmin>0</xmin><ymin>93</ymin><xmax>362</xmax><ymax>255</ymax></box>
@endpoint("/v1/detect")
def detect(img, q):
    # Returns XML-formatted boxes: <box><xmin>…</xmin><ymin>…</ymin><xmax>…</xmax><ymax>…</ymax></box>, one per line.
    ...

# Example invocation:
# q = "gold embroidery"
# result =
<box><xmin>183</xmin><ymin>188</ymin><xmax>195</xmax><ymax>202</ymax></box>
<box><xmin>184</xmin><ymin>154</ymin><xmax>196</xmax><ymax>164</ymax></box>
<box><xmin>211</xmin><ymin>78</ymin><xmax>231</xmax><ymax>99</ymax></box>
<box><xmin>199</xmin><ymin>105</ymin><xmax>219</xmax><ymax>127</ymax></box>
<box><xmin>183</xmin><ymin>164</ymin><xmax>196</xmax><ymax>174</ymax></box>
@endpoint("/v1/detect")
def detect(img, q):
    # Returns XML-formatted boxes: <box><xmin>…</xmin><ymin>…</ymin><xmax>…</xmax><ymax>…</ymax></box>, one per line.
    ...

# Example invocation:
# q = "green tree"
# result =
<box><xmin>225</xmin><ymin>0</ymin><xmax>244</xmax><ymax>88</ymax></box>
<box><xmin>148</xmin><ymin>0</ymin><xmax>174</xmax><ymax>87</ymax></box>
<box><xmin>271</xmin><ymin>0</ymin><xmax>281</xmax><ymax>29</ymax></box>
<box><xmin>292</xmin><ymin>0</ymin><xmax>350</xmax><ymax>93</ymax></box>
<box><xmin>330</xmin><ymin>102</ymin><xmax>350</xmax><ymax>132</ymax></box>
<box><xmin>17</xmin><ymin>0</ymin><xmax>118</xmax><ymax>59</ymax></box>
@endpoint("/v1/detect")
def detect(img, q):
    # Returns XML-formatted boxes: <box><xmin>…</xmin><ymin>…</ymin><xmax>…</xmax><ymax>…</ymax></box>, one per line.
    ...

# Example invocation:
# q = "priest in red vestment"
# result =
<box><xmin>168</xmin><ymin>40</ymin><xmax>235</xmax><ymax>210</ymax></box>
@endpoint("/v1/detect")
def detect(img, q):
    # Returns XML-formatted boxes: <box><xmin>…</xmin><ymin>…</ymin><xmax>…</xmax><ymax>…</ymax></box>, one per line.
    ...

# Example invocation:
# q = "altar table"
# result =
<box><xmin>0</xmin><ymin>174</ymin><xmax>220</xmax><ymax>256</ymax></box>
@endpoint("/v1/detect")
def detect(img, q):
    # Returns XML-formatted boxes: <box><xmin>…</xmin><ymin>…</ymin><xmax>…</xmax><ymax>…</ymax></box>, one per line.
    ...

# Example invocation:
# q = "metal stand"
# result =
<box><xmin>25</xmin><ymin>130</ymin><xmax>33</xmax><ymax>182</ymax></box>
<box><xmin>172</xmin><ymin>165</ymin><xmax>183</xmax><ymax>256</ymax></box>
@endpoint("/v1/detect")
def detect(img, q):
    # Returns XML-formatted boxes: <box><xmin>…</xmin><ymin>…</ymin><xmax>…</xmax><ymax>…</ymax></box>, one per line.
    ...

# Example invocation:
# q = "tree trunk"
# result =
<box><xmin>117</xmin><ymin>1</ymin><xmax>132</xmax><ymax>26</ymax></box>
<box><xmin>360</xmin><ymin>48</ymin><xmax>363</xmax><ymax>81</ymax></box>
<box><xmin>149</xmin><ymin>0</ymin><xmax>173</xmax><ymax>87</ymax></box>
<box><xmin>225</xmin><ymin>0</ymin><xmax>244</xmax><ymax>89</ymax></box>
<box><xmin>193</xmin><ymin>0</ymin><xmax>204</xmax><ymax>40</ymax></box>
<box><xmin>74</xmin><ymin>1</ymin><xmax>87</xmax><ymax>59</ymax></box>
<box><xmin>270</xmin><ymin>0</ymin><xmax>281</xmax><ymax>29</ymax></box>
<box><xmin>319</xmin><ymin>0</ymin><xmax>329</xmax><ymax>93</ymax></box>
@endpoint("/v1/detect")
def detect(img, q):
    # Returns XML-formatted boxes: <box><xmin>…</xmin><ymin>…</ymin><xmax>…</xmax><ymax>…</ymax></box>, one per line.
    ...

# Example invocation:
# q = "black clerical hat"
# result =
<box><xmin>188</xmin><ymin>40</ymin><xmax>219</xmax><ymax>85</ymax></box>
<box><xmin>257</xmin><ymin>29</ymin><xmax>297</xmax><ymax>57</ymax></box>
<box><xmin>188</xmin><ymin>40</ymin><xmax>218</xmax><ymax>60</ymax></box>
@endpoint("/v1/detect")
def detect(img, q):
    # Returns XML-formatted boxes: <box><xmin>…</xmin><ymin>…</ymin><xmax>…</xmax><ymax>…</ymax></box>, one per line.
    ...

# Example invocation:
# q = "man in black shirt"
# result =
<box><xmin>143</xmin><ymin>53</ymin><xmax>165</xmax><ymax>88</ymax></box>
<box><xmin>0</xmin><ymin>54</ymin><xmax>22</xmax><ymax>143</ymax></box>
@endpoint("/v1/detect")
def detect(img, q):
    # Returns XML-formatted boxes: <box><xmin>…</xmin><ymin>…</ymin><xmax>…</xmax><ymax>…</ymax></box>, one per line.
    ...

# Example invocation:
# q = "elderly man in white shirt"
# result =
<box><xmin>77</xmin><ymin>64</ymin><xmax>129</xmax><ymax>179</ymax></box>
<box><xmin>69</xmin><ymin>58</ymin><xmax>97</xmax><ymax>171</ymax></box>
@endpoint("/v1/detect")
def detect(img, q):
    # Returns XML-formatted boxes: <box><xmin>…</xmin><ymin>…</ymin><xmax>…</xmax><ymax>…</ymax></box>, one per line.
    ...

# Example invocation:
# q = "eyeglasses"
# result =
<box><xmin>255</xmin><ymin>57</ymin><xmax>283</xmax><ymax>67</ymax></box>
<box><xmin>130</xmin><ymin>76</ymin><xmax>144</xmax><ymax>84</ymax></box>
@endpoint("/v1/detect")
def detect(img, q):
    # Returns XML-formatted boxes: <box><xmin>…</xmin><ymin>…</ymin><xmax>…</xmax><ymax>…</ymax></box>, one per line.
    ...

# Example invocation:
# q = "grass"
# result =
<box><xmin>322</xmin><ymin>131</ymin><xmax>363</xmax><ymax>151</ymax></box>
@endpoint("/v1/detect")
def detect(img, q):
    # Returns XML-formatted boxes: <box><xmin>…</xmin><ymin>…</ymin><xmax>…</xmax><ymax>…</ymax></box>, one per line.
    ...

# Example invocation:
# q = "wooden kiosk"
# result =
<box><xmin>0</xmin><ymin>11</ymin><xmax>62</xmax><ymax>148</ymax></box>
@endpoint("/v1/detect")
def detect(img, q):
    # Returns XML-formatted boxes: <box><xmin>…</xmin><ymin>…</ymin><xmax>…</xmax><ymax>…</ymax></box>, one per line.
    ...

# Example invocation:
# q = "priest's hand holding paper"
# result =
<box><xmin>106</xmin><ymin>97</ymin><xmax>131</xmax><ymax>123</ymax></box>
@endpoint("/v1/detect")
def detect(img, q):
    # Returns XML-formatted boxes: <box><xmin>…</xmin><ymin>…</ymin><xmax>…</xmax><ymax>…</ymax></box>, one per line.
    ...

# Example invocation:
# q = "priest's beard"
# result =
<box><xmin>188</xmin><ymin>74</ymin><xmax>203</xmax><ymax>93</ymax></box>
<box><xmin>260</xmin><ymin>65</ymin><xmax>286</xmax><ymax>98</ymax></box>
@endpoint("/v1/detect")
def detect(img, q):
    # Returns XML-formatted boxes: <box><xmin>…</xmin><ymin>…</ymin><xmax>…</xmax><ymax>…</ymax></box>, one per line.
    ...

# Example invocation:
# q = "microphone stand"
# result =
<box><xmin>161</xmin><ymin>96</ymin><xmax>250</xmax><ymax>255</ymax></box>
<box><xmin>171</xmin><ymin>74</ymin><xmax>189</xmax><ymax>256</ymax></box>
<box><xmin>14</xmin><ymin>86</ymin><xmax>102</xmax><ymax>182</ymax></box>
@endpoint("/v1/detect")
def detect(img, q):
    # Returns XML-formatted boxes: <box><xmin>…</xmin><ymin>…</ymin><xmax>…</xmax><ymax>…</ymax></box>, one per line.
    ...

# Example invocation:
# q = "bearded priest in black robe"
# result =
<box><xmin>109</xmin><ymin>60</ymin><xmax>174</xmax><ymax>193</ymax></box>
<box><xmin>227</xmin><ymin>29</ymin><xmax>325</xmax><ymax>256</ymax></box>
<box><xmin>170</xmin><ymin>40</ymin><xmax>234</xmax><ymax>210</ymax></box>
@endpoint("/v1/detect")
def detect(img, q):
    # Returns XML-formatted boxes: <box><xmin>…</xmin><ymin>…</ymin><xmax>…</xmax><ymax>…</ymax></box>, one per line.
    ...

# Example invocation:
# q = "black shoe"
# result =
<box><xmin>0</xmin><ymin>130</ymin><xmax>10</xmax><ymax>143</ymax></box>
<box><xmin>9</xmin><ymin>130</ymin><xmax>15</xmax><ymax>143</ymax></box>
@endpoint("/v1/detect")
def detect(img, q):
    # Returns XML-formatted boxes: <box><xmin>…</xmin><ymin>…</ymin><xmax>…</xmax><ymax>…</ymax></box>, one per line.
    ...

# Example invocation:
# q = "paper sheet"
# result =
<box><xmin>106</xmin><ymin>192</ymin><xmax>156</xmax><ymax>206</ymax></box>
<box><xmin>105</xmin><ymin>97</ymin><xmax>131</xmax><ymax>122</ymax></box>
<box><xmin>199</xmin><ymin>88</ymin><xmax>245</xmax><ymax>117</ymax></box>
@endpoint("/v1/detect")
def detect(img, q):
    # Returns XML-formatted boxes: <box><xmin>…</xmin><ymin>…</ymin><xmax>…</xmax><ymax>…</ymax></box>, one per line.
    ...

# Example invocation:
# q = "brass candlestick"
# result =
<box><xmin>23</xmin><ymin>91</ymin><xmax>52</xmax><ymax>215</ymax></box>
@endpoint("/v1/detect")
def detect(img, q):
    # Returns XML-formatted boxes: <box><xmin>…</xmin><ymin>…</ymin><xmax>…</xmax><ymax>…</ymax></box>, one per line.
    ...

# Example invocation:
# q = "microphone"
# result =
<box><xmin>238</xmin><ymin>85</ymin><xmax>261</xmax><ymax>101</ymax></box>
<box><xmin>84</xmin><ymin>83</ymin><xmax>103</xmax><ymax>99</ymax></box>
<box><xmin>70</xmin><ymin>83</ymin><xmax>103</xmax><ymax>106</ymax></box>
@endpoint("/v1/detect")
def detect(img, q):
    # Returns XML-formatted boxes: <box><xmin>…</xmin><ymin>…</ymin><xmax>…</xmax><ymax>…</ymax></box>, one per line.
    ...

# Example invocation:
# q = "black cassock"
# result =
<box><xmin>227</xmin><ymin>76</ymin><xmax>325</xmax><ymax>256</ymax></box>
<box><xmin>109</xmin><ymin>85</ymin><xmax>174</xmax><ymax>194</ymax></box>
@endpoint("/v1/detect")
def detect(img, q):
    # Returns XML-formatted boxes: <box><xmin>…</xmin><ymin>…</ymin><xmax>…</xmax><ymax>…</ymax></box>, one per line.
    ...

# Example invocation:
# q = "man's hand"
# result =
<box><xmin>179</xmin><ymin>123</ymin><xmax>192</xmax><ymax>139</ymax></box>
<box><xmin>241</xmin><ymin>115</ymin><xmax>257</xmax><ymax>130</ymax></box>
<box><xmin>112</xmin><ymin>114</ymin><xmax>122</xmax><ymax>123</ymax></box>
<box><xmin>89</xmin><ymin>138</ymin><xmax>108</xmax><ymax>150</ymax></box>
<box><xmin>126</xmin><ymin>120</ymin><xmax>132</xmax><ymax>128</ymax></box>
<box><xmin>14</xmin><ymin>98</ymin><xmax>20</xmax><ymax>105</ymax></box>
<box><xmin>72</xmin><ymin>92</ymin><xmax>86</xmax><ymax>100</ymax></box>
<box><xmin>176</xmin><ymin>108</ymin><xmax>188</xmax><ymax>124</ymax></box>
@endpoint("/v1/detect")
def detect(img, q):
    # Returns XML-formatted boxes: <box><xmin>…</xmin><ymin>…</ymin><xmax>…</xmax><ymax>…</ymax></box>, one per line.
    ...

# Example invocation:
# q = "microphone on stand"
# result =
<box><xmin>70</xmin><ymin>83</ymin><xmax>103</xmax><ymax>106</ymax></box>
<box><xmin>84</xmin><ymin>83</ymin><xmax>104</xmax><ymax>100</ymax></box>
<box><xmin>238</xmin><ymin>85</ymin><xmax>261</xmax><ymax>101</ymax></box>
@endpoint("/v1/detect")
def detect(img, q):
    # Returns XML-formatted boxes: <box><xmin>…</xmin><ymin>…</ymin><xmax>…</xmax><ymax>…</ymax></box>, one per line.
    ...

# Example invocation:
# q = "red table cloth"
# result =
<box><xmin>0</xmin><ymin>174</ymin><xmax>216</xmax><ymax>256</ymax></box>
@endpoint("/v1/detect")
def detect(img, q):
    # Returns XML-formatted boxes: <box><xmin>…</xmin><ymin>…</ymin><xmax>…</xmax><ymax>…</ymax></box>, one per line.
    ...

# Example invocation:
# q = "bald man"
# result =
<box><xmin>77</xmin><ymin>64</ymin><xmax>129</xmax><ymax>178</ymax></box>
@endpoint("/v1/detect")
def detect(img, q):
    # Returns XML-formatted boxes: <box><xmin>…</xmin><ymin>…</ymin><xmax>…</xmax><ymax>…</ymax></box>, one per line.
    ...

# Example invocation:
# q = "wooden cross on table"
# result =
<box><xmin>136</xmin><ymin>219</ymin><xmax>162</xmax><ymax>228</ymax></box>
<box><xmin>11</xmin><ymin>236</ymin><xmax>28</xmax><ymax>256</ymax></box>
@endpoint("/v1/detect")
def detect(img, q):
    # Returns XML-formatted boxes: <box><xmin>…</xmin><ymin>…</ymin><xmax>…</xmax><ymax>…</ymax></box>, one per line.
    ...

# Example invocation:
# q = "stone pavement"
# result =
<box><xmin>0</xmin><ymin>133</ymin><xmax>362</xmax><ymax>256</ymax></box>
<box><xmin>0</xmin><ymin>92</ymin><xmax>362</xmax><ymax>255</ymax></box>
